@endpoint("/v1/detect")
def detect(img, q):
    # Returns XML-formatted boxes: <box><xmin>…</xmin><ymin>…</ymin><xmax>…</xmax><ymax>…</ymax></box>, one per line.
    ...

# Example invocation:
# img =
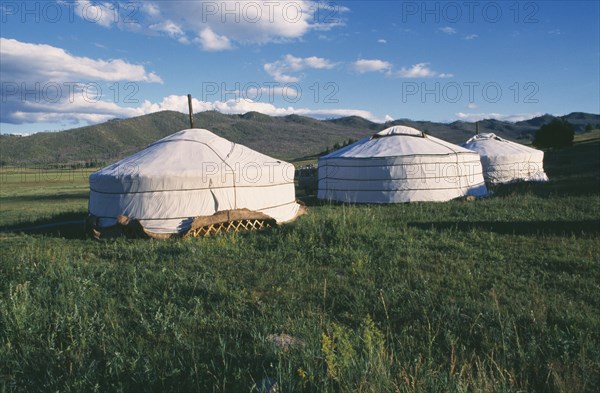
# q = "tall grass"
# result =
<box><xmin>1</xmin><ymin>141</ymin><xmax>599</xmax><ymax>392</ymax></box>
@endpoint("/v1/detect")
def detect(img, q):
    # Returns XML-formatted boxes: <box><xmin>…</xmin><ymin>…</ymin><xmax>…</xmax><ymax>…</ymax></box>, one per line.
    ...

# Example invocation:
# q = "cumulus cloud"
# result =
<box><xmin>140</xmin><ymin>2</ymin><xmax>161</xmax><ymax>17</ymax></box>
<box><xmin>71</xmin><ymin>1</ymin><xmax>348</xmax><ymax>51</ymax></box>
<box><xmin>0</xmin><ymin>38</ymin><xmax>163</xmax><ymax>126</ymax></box>
<box><xmin>1</xmin><ymin>92</ymin><xmax>391</xmax><ymax>126</ymax></box>
<box><xmin>394</xmin><ymin>63</ymin><xmax>438</xmax><ymax>78</ymax></box>
<box><xmin>353</xmin><ymin>59</ymin><xmax>452</xmax><ymax>79</ymax></box>
<box><xmin>149</xmin><ymin>20</ymin><xmax>185</xmax><ymax>38</ymax></box>
<box><xmin>352</xmin><ymin>59</ymin><xmax>392</xmax><ymax>74</ymax></box>
<box><xmin>2</xmin><ymin>95</ymin><xmax>145</xmax><ymax>125</ymax></box>
<box><xmin>464</xmin><ymin>34</ymin><xmax>479</xmax><ymax>40</ymax></box>
<box><xmin>141</xmin><ymin>95</ymin><xmax>392</xmax><ymax>123</ymax></box>
<box><xmin>439</xmin><ymin>26</ymin><xmax>457</xmax><ymax>35</ymax></box>
<box><xmin>0</xmin><ymin>39</ymin><xmax>392</xmax><ymax>129</ymax></box>
<box><xmin>264</xmin><ymin>54</ymin><xmax>336</xmax><ymax>82</ymax></box>
<box><xmin>0</xmin><ymin>40</ymin><xmax>384</xmax><ymax>126</ymax></box>
<box><xmin>0</xmin><ymin>38</ymin><xmax>162</xmax><ymax>83</ymax></box>
<box><xmin>391</xmin><ymin>63</ymin><xmax>453</xmax><ymax>78</ymax></box>
<box><xmin>74</xmin><ymin>0</ymin><xmax>119</xmax><ymax>28</ymax></box>
<box><xmin>456</xmin><ymin>112</ymin><xmax>545</xmax><ymax>122</ymax></box>
<box><xmin>196</xmin><ymin>27</ymin><xmax>233</xmax><ymax>51</ymax></box>
<box><xmin>377</xmin><ymin>38</ymin><xmax>387</xmax><ymax>44</ymax></box>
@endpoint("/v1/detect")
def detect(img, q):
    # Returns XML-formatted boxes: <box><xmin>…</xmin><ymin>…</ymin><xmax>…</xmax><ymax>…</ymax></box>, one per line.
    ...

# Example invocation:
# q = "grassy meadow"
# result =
<box><xmin>1</xmin><ymin>136</ymin><xmax>599</xmax><ymax>392</ymax></box>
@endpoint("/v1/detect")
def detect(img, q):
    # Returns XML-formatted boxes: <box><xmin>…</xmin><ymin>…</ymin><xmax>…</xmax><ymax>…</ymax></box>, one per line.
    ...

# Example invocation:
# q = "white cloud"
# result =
<box><xmin>264</xmin><ymin>54</ymin><xmax>336</xmax><ymax>82</ymax></box>
<box><xmin>456</xmin><ymin>112</ymin><xmax>545</xmax><ymax>122</ymax></box>
<box><xmin>6</xmin><ymin>96</ymin><xmax>143</xmax><ymax>125</ymax></box>
<box><xmin>390</xmin><ymin>63</ymin><xmax>453</xmax><ymax>78</ymax></box>
<box><xmin>74</xmin><ymin>0</ymin><xmax>117</xmax><ymax>28</ymax></box>
<box><xmin>2</xmin><ymin>93</ymin><xmax>391</xmax><ymax>126</ymax></box>
<box><xmin>0</xmin><ymin>38</ymin><xmax>162</xmax><ymax>83</ymax></box>
<box><xmin>0</xmin><ymin>42</ymin><xmax>385</xmax><ymax>126</ymax></box>
<box><xmin>149</xmin><ymin>19</ymin><xmax>191</xmax><ymax>44</ymax></box>
<box><xmin>352</xmin><ymin>59</ymin><xmax>392</xmax><ymax>74</ymax></box>
<box><xmin>100</xmin><ymin>0</ymin><xmax>347</xmax><ymax>51</ymax></box>
<box><xmin>352</xmin><ymin>59</ymin><xmax>451</xmax><ymax>79</ymax></box>
<box><xmin>68</xmin><ymin>1</ymin><xmax>350</xmax><ymax>51</ymax></box>
<box><xmin>141</xmin><ymin>2</ymin><xmax>161</xmax><ymax>17</ymax></box>
<box><xmin>263</xmin><ymin>67</ymin><xmax>299</xmax><ymax>83</ymax></box>
<box><xmin>467</xmin><ymin>103</ymin><xmax>478</xmax><ymax>109</ymax></box>
<box><xmin>394</xmin><ymin>63</ymin><xmax>437</xmax><ymax>78</ymax></box>
<box><xmin>144</xmin><ymin>95</ymin><xmax>391</xmax><ymax>123</ymax></box>
<box><xmin>149</xmin><ymin>20</ymin><xmax>186</xmax><ymax>38</ymax></box>
<box><xmin>440</xmin><ymin>26</ymin><xmax>457</xmax><ymax>35</ymax></box>
<box><xmin>548</xmin><ymin>29</ymin><xmax>562</xmax><ymax>36</ymax></box>
<box><xmin>377</xmin><ymin>38</ymin><xmax>387</xmax><ymax>44</ymax></box>
<box><xmin>196</xmin><ymin>27</ymin><xmax>233</xmax><ymax>51</ymax></box>
<box><xmin>464</xmin><ymin>34</ymin><xmax>479</xmax><ymax>40</ymax></box>
<box><xmin>0</xmin><ymin>39</ymin><xmax>163</xmax><ymax>126</ymax></box>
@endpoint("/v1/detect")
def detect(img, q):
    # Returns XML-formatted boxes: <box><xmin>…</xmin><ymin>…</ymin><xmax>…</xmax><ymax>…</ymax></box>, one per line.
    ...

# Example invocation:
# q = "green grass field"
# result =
<box><xmin>1</xmin><ymin>137</ymin><xmax>599</xmax><ymax>392</ymax></box>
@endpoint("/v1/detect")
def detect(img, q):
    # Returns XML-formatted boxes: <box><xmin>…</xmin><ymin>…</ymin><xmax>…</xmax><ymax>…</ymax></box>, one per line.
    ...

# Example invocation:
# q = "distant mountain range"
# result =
<box><xmin>1</xmin><ymin>111</ymin><xmax>598</xmax><ymax>165</ymax></box>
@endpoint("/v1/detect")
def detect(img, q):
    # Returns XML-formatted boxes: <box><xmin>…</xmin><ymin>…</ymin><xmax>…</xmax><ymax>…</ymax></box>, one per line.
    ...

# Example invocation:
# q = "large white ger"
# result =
<box><xmin>462</xmin><ymin>133</ymin><xmax>549</xmax><ymax>184</ymax></box>
<box><xmin>89</xmin><ymin>129</ymin><xmax>301</xmax><ymax>235</ymax></box>
<box><xmin>317</xmin><ymin>126</ymin><xmax>488</xmax><ymax>203</ymax></box>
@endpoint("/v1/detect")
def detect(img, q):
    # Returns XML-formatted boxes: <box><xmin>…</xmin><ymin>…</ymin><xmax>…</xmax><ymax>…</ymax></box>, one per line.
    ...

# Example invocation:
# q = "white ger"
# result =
<box><xmin>89</xmin><ymin>129</ymin><xmax>301</xmax><ymax>236</ymax></box>
<box><xmin>462</xmin><ymin>133</ymin><xmax>549</xmax><ymax>185</ymax></box>
<box><xmin>317</xmin><ymin>126</ymin><xmax>488</xmax><ymax>203</ymax></box>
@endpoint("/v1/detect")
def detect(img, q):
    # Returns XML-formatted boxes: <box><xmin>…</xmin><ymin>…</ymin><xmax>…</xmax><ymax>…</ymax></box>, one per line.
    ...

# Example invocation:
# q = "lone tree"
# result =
<box><xmin>533</xmin><ymin>119</ymin><xmax>574</xmax><ymax>148</ymax></box>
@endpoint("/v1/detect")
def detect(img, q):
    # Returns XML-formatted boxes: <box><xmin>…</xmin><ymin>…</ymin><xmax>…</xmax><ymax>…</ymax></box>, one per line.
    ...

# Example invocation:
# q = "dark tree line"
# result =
<box><xmin>533</xmin><ymin>119</ymin><xmax>574</xmax><ymax>148</ymax></box>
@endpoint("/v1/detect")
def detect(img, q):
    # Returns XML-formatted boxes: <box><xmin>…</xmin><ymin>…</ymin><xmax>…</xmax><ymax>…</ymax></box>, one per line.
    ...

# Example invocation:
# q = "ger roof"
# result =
<box><xmin>322</xmin><ymin>126</ymin><xmax>478</xmax><ymax>159</ymax></box>
<box><xmin>462</xmin><ymin>133</ymin><xmax>544</xmax><ymax>158</ymax></box>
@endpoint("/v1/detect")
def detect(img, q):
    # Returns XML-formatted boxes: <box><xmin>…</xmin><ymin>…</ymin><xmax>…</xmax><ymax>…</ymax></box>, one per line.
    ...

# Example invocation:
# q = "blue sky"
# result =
<box><xmin>1</xmin><ymin>0</ymin><xmax>599</xmax><ymax>134</ymax></box>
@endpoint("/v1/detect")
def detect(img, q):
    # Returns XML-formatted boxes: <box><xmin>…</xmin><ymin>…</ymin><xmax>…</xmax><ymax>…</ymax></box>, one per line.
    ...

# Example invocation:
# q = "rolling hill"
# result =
<box><xmin>1</xmin><ymin>111</ymin><xmax>598</xmax><ymax>166</ymax></box>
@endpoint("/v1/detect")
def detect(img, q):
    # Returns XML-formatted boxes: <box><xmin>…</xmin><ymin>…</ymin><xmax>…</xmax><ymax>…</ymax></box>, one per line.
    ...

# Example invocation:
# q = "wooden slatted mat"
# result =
<box><xmin>185</xmin><ymin>218</ymin><xmax>273</xmax><ymax>238</ymax></box>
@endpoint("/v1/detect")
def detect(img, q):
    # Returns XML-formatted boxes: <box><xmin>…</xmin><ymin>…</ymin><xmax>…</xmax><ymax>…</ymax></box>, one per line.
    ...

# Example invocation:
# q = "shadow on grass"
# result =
<box><xmin>0</xmin><ymin>192</ymin><xmax>89</xmax><ymax>203</ymax></box>
<box><xmin>408</xmin><ymin>219</ymin><xmax>600</xmax><ymax>237</ymax></box>
<box><xmin>297</xmin><ymin>194</ymin><xmax>324</xmax><ymax>207</ymax></box>
<box><xmin>0</xmin><ymin>211</ymin><xmax>87</xmax><ymax>239</ymax></box>
<box><xmin>525</xmin><ymin>139</ymin><xmax>600</xmax><ymax>197</ymax></box>
<box><xmin>490</xmin><ymin>178</ymin><xmax>600</xmax><ymax>198</ymax></box>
